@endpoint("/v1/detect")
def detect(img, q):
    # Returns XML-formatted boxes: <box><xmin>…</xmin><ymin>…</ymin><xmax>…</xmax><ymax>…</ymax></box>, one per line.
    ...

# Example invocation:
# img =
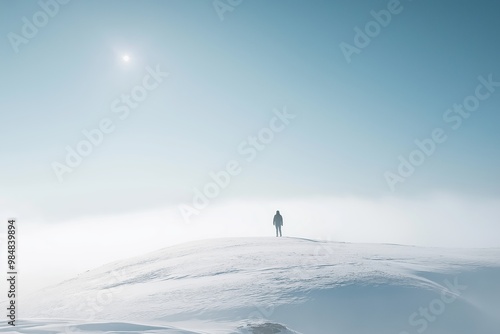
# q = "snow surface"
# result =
<box><xmin>3</xmin><ymin>237</ymin><xmax>500</xmax><ymax>333</ymax></box>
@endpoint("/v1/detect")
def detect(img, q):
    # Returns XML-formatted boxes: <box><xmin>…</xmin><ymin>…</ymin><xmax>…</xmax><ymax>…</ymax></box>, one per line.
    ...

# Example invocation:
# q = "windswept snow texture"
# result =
<box><xmin>8</xmin><ymin>237</ymin><xmax>500</xmax><ymax>333</ymax></box>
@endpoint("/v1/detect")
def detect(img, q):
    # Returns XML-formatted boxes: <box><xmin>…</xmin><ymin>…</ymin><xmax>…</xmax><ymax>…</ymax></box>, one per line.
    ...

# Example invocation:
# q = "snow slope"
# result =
<box><xmin>4</xmin><ymin>237</ymin><xmax>500</xmax><ymax>333</ymax></box>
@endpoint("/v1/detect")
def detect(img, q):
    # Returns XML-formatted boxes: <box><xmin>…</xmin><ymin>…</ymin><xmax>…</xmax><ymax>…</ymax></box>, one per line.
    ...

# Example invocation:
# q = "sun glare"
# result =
<box><xmin>122</xmin><ymin>54</ymin><xmax>130</xmax><ymax>62</ymax></box>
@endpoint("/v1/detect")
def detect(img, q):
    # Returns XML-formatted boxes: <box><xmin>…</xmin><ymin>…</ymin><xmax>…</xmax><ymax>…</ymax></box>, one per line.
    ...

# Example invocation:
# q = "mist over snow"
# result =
<box><xmin>2</xmin><ymin>0</ymin><xmax>500</xmax><ymax>333</ymax></box>
<box><xmin>3</xmin><ymin>194</ymin><xmax>498</xmax><ymax>295</ymax></box>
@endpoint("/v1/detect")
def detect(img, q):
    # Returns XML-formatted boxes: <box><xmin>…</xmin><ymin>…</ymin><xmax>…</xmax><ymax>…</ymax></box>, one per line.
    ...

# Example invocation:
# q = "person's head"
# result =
<box><xmin>276</xmin><ymin>210</ymin><xmax>280</xmax><ymax>214</ymax></box>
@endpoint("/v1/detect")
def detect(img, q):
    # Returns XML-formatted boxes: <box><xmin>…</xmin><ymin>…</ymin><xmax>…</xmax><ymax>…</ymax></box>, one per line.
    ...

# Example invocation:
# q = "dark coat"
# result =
<box><xmin>273</xmin><ymin>214</ymin><xmax>283</xmax><ymax>226</ymax></box>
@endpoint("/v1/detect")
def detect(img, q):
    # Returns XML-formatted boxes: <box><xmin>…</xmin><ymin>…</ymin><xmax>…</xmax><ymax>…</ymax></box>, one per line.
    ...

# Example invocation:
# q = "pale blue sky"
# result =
<box><xmin>3</xmin><ymin>0</ymin><xmax>500</xmax><ymax>293</ymax></box>
<box><xmin>1</xmin><ymin>0</ymin><xmax>500</xmax><ymax>222</ymax></box>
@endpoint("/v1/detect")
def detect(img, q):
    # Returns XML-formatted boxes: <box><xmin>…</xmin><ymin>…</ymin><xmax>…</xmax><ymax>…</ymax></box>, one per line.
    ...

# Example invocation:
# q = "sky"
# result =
<box><xmin>1</xmin><ymin>0</ymin><xmax>500</xmax><ymax>293</ymax></box>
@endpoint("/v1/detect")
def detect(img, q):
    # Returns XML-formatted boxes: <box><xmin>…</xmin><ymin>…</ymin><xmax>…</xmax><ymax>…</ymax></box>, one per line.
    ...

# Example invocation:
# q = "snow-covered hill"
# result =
<box><xmin>4</xmin><ymin>237</ymin><xmax>500</xmax><ymax>333</ymax></box>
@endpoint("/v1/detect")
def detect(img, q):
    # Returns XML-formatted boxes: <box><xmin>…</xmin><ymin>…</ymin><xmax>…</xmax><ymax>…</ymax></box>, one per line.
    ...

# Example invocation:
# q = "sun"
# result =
<box><xmin>122</xmin><ymin>54</ymin><xmax>130</xmax><ymax>62</ymax></box>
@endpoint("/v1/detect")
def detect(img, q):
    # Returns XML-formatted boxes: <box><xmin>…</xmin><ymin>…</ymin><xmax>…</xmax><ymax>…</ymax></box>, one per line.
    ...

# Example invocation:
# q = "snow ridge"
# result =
<box><xmin>6</xmin><ymin>237</ymin><xmax>500</xmax><ymax>334</ymax></box>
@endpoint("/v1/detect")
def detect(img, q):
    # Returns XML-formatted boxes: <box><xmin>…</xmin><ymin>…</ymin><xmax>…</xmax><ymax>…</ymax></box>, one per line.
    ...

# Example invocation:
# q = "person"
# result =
<box><xmin>273</xmin><ymin>210</ymin><xmax>283</xmax><ymax>237</ymax></box>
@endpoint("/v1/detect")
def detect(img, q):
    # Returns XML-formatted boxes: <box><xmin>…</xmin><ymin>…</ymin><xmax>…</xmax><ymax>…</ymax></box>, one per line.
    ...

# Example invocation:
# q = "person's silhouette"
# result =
<box><xmin>273</xmin><ymin>210</ymin><xmax>283</xmax><ymax>237</ymax></box>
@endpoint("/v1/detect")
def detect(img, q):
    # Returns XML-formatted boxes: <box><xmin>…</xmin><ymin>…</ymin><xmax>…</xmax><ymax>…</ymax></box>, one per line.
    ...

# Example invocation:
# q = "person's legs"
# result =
<box><xmin>279</xmin><ymin>225</ymin><xmax>282</xmax><ymax>237</ymax></box>
<box><xmin>275</xmin><ymin>226</ymin><xmax>279</xmax><ymax>237</ymax></box>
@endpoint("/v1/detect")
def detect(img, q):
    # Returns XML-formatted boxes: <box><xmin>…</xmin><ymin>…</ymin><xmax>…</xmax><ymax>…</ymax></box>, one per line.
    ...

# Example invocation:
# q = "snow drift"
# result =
<box><xmin>3</xmin><ymin>237</ymin><xmax>500</xmax><ymax>333</ymax></box>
